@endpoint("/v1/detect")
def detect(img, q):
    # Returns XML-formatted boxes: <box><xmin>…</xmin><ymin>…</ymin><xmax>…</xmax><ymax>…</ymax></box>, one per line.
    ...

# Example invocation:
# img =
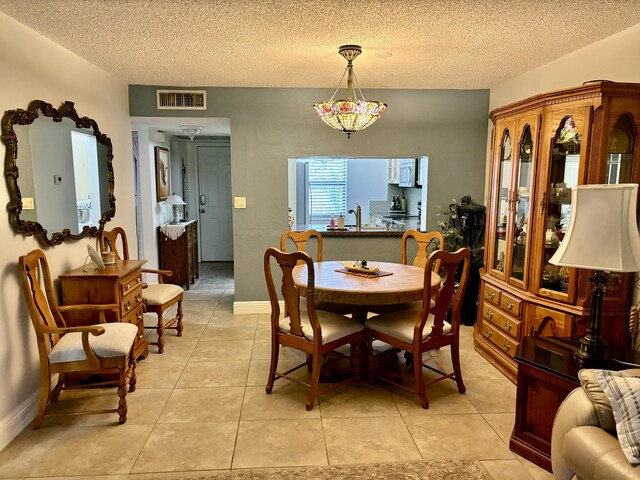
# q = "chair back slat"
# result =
<box><xmin>402</xmin><ymin>230</ymin><xmax>444</xmax><ymax>270</ymax></box>
<box><xmin>99</xmin><ymin>227</ymin><xmax>129</xmax><ymax>260</ymax></box>
<box><xmin>280</xmin><ymin>230</ymin><xmax>323</xmax><ymax>262</ymax></box>
<box><xmin>417</xmin><ymin>248</ymin><xmax>470</xmax><ymax>338</ymax></box>
<box><xmin>264</xmin><ymin>247</ymin><xmax>320</xmax><ymax>341</ymax></box>
<box><xmin>18</xmin><ymin>250</ymin><xmax>63</xmax><ymax>354</ymax></box>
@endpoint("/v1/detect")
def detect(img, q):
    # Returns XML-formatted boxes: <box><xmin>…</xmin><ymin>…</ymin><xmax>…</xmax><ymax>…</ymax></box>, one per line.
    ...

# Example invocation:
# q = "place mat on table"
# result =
<box><xmin>335</xmin><ymin>268</ymin><xmax>393</xmax><ymax>278</ymax></box>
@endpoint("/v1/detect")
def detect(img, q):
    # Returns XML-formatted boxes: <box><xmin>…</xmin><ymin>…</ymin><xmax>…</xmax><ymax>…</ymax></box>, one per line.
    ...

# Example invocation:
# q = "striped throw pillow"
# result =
<box><xmin>596</xmin><ymin>370</ymin><xmax>640</xmax><ymax>464</ymax></box>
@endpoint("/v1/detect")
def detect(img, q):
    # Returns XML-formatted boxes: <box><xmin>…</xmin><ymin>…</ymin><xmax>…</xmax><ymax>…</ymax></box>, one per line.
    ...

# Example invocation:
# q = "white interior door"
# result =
<box><xmin>197</xmin><ymin>146</ymin><xmax>233</xmax><ymax>261</ymax></box>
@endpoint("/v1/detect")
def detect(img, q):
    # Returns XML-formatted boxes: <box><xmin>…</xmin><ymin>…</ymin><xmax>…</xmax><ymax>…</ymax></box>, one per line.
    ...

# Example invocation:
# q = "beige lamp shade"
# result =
<box><xmin>549</xmin><ymin>184</ymin><xmax>640</xmax><ymax>272</ymax></box>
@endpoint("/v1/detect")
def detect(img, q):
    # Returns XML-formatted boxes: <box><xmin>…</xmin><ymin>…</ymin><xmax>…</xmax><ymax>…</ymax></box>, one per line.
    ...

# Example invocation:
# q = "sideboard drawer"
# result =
<box><xmin>120</xmin><ymin>286</ymin><xmax>143</xmax><ymax>318</ymax></box>
<box><xmin>480</xmin><ymin>323</ymin><xmax>519</xmax><ymax>359</ymax></box>
<box><xmin>500</xmin><ymin>292</ymin><xmax>522</xmax><ymax>318</ymax></box>
<box><xmin>484</xmin><ymin>285</ymin><xmax>501</xmax><ymax>305</ymax></box>
<box><xmin>119</xmin><ymin>273</ymin><xmax>142</xmax><ymax>298</ymax></box>
<box><xmin>483</xmin><ymin>303</ymin><xmax>521</xmax><ymax>339</ymax></box>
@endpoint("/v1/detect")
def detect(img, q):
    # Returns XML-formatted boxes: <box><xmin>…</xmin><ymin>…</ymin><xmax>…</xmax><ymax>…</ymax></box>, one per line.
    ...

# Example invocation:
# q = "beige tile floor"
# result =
<box><xmin>0</xmin><ymin>280</ymin><xmax>555</xmax><ymax>480</ymax></box>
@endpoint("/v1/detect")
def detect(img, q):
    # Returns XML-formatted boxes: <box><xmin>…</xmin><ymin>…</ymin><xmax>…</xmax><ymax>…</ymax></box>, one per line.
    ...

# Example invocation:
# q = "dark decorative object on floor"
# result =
<box><xmin>451</xmin><ymin>195</ymin><xmax>486</xmax><ymax>326</ymax></box>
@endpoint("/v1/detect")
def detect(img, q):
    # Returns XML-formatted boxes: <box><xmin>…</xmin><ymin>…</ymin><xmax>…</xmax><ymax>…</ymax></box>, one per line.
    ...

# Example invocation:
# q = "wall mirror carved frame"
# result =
<box><xmin>2</xmin><ymin>100</ymin><xmax>116</xmax><ymax>246</ymax></box>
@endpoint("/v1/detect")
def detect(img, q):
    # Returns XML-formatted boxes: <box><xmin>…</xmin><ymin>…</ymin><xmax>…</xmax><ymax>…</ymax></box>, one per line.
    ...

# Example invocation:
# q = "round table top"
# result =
<box><xmin>292</xmin><ymin>261</ymin><xmax>439</xmax><ymax>306</ymax></box>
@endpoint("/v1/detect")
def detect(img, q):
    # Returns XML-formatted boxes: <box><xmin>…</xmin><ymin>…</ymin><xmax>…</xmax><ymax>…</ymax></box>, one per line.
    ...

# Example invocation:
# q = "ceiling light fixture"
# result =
<box><xmin>180</xmin><ymin>125</ymin><xmax>203</xmax><ymax>141</ymax></box>
<box><xmin>313</xmin><ymin>44</ymin><xmax>387</xmax><ymax>139</ymax></box>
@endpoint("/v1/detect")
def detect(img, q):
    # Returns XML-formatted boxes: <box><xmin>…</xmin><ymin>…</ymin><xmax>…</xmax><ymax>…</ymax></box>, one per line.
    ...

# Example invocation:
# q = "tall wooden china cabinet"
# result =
<box><xmin>474</xmin><ymin>82</ymin><xmax>640</xmax><ymax>382</ymax></box>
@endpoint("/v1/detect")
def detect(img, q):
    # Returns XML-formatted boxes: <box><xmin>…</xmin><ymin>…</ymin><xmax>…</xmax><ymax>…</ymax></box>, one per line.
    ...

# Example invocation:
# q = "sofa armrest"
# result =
<box><xmin>551</xmin><ymin>388</ymin><xmax>601</xmax><ymax>479</ymax></box>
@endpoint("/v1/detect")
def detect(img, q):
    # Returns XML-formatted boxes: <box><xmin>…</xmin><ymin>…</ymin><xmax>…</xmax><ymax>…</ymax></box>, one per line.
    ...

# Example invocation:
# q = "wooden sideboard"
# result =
<box><xmin>59</xmin><ymin>259</ymin><xmax>149</xmax><ymax>359</ymax></box>
<box><xmin>159</xmin><ymin>220</ymin><xmax>198</xmax><ymax>289</ymax></box>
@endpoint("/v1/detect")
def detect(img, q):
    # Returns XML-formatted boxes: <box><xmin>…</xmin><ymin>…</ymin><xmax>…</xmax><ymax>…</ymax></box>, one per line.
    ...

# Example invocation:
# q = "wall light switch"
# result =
<box><xmin>234</xmin><ymin>196</ymin><xmax>247</xmax><ymax>209</ymax></box>
<box><xmin>22</xmin><ymin>197</ymin><xmax>35</xmax><ymax>210</ymax></box>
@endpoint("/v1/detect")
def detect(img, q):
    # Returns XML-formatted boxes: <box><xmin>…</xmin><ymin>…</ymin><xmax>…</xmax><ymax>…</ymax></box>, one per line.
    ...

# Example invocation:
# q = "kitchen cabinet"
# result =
<box><xmin>475</xmin><ymin>82</ymin><xmax>640</xmax><ymax>382</ymax></box>
<box><xmin>388</xmin><ymin>158</ymin><xmax>399</xmax><ymax>184</ymax></box>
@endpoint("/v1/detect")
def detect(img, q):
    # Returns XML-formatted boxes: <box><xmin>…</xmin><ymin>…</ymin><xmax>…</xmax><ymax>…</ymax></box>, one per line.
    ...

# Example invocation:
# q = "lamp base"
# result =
<box><xmin>575</xmin><ymin>336</ymin><xmax>609</xmax><ymax>363</ymax></box>
<box><xmin>170</xmin><ymin>205</ymin><xmax>181</xmax><ymax>225</ymax></box>
<box><xmin>574</xmin><ymin>270</ymin><xmax>610</xmax><ymax>364</ymax></box>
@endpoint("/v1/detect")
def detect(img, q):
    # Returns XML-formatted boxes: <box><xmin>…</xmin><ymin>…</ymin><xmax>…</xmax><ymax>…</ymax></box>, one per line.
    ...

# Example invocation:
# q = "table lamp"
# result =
<box><xmin>164</xmin><ymin>193</ymin><xmax>186</xmax><ymax>225</ymax></box>
<box><xmin>549</xmin><ymin>183</ymin><xmax>640</xmax><ymax>362</ymax></box>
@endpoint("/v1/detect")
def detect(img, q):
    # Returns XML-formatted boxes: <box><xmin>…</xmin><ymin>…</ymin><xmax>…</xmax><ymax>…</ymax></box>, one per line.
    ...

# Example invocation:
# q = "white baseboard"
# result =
<box><xmin>233</xmin><ymin>300</ymin><xmax>283</xmax><ymax>315</ymax></box>
<box><xmin>0</xmin><ymin>390</ymin><xmax>38</xmax><ymax>451</ymax></box>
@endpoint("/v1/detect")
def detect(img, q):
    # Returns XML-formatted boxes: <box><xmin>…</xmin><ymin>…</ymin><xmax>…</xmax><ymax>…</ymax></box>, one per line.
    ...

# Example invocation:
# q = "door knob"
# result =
<box><xmin>200</xmin><ymin>208</ymin><xmax>205</xmax><ymax>213</ymax></box>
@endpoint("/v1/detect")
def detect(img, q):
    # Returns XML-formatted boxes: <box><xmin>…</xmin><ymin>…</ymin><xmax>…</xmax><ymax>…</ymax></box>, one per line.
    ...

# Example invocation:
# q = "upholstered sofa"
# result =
<box><xmin>551</xmin><ymin>368</ymin><xmax>640</xmax><ymax>479</ymax></box>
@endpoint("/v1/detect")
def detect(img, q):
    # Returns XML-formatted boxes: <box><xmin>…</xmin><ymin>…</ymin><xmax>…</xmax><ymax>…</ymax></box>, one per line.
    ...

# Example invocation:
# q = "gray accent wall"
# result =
<box><xmin>129</xmin><ymin>86</ymin><xmax>489</xmax><ymax>301</ymax></box>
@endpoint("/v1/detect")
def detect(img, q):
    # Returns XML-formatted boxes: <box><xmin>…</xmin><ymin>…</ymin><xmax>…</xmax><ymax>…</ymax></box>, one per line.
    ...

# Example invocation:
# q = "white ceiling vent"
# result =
<box><xmin>156</xmin><ymin>90</ymin><xmax>207</xmax><ymax>110</ymax></box>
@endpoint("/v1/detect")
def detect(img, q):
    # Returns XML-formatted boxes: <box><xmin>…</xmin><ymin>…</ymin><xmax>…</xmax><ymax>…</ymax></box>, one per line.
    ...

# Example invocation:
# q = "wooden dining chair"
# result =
<box><xmin>100</xmin><ymin>227</ymin><xmax>183</xmax><ymax>353</ymax></box>
<box><xmin>402</xmin><ymin>229</ymin><xmax>445</xmax><ymax>270</ymax></box>
<box><xmin>280</xmin><ymin>229</ymin><xmax>350</xmax><ymax>315</ymax></box>
<box><xmin>19</xmin><ymin>249</ymin><xmax>138</xmax><ymax>428</ymax></box>
<box><xmin>368</xmin><ymin>230</ymin><xmax>445</xmax><ymax>317</ymax></box>
<box><xmin>264</xmin><ymin>247</ymin><xmax>364</xmax><ymax>410</ymax></box>
<box><xmin>280</xmin><ymin>229</ymin><xmax>323</xmax><ymax>262</ymax></box>
<box><xmin>364</xmin><ymin>247</ymin><xmax>470</xmax><ymax>409</ymax></box>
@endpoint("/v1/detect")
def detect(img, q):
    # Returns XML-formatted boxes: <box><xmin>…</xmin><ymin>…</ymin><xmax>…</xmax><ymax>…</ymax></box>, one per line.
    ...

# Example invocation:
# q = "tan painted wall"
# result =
<box><xmin>0</xmin><ymin>12</ymin><xmax>135</xmax><ymax>447</ymax></box>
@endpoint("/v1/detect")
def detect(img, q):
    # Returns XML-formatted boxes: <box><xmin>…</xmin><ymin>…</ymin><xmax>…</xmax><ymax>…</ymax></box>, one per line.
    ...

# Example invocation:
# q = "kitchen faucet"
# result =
<box><xmin>348</xmin><ymin>203</ymin><xmax>362</xmax><ymax>231</ymax></box>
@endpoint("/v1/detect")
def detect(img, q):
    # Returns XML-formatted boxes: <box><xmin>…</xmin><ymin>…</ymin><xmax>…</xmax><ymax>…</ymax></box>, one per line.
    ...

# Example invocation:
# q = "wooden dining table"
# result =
<box><xmin>292</xmin><ymin>260</ymin><xmax>440</xmax><ymax>320</ymax></box>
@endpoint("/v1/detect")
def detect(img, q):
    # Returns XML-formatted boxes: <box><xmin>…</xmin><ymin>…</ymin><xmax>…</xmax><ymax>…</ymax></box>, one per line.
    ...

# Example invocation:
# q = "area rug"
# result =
<box><xmin>173</xmin><ymin>459</ymin><xmax>488</xmax><ymax>479</ymax></box>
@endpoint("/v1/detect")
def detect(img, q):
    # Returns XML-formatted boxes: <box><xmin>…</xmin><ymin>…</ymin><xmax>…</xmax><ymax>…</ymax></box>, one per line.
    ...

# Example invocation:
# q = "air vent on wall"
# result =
<box><xmin>156</xmin><ymin>90</ymin><xmax>207</xmax><ymax>110</ymax></box>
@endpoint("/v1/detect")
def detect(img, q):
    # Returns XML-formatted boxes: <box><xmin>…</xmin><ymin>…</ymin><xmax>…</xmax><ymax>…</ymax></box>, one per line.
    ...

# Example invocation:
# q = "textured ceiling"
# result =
<box><xmin>2</xmin><ymin>0</ymin><xmax>640</xmax><ymax>89</ymax></box>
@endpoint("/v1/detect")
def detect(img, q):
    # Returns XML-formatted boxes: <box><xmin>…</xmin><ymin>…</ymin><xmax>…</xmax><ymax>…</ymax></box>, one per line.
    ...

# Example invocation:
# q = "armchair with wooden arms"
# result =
<box><xmin>19</xmin><ymin>249</ymin><xmax>137</xmax><ymax>428</ymax></box>
<box><xmin>365</xmin><ymin>248</ymin><xmax>470</xmax><ymax>409</ymax></box>
<box><xmin>100</xmin><ymin>227</ymin><xmax>183</xmax><ymax>353</ymax></box>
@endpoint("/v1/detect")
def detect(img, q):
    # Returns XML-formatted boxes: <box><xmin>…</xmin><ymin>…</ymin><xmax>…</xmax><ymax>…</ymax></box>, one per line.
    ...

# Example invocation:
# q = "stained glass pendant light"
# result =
<box><xmin>313</xmin><ymin>45</ymin><xmax>387</xmax><ymax>138</ymax></box>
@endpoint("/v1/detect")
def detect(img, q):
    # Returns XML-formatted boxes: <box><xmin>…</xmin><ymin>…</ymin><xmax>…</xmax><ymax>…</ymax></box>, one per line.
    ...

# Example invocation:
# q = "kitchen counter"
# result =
<box><xmin>294</xmin><ymin>222</ymin><xmax>422</xmax><ymax>237</ymax></box>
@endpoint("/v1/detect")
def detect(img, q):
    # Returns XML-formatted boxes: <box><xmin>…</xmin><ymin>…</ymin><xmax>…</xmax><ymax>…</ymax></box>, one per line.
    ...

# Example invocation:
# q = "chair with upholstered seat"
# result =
<box><xmin>264</xmin><ymin>247</ymin><xmax>364</xmax><ymax>410</ymax></box>
<box><xmin>19</xmin><ymin>249</ymin><xmax>137</xmax><ymax>428</ymax></box>
<box><xmin>100</xmin><ymin>227</ymin><xmax>183</xmax><ymax>353</ymax></box>
<box><xmin>365</xmin><ymin>247</ymin><xmax>470</xmax><ymax>409</ymax></box>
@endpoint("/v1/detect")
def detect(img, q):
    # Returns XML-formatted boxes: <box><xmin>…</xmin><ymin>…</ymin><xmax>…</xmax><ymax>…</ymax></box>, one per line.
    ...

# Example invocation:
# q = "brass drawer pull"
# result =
<box><xmin>506</xmin><ymin>301</ymin><xmax>514</xmax><ymax>310</ymax></box>
<box><xmin>504</xmin><ymin>319</ymin><xmax>513</xmax><ymax>331</ymax></box>
<box><xmin>135</xmin><ymin>294</ymin><xmax>142</xmax><ymax>303</ymax></box>
<box><xmin>483</xmin><ymin>328</ymin><xmax>493</xmax><ymax>339</ymax></box>
<box><xmin>488</xmin><ymin>309</ymin><xmax>494</xmax><ymax>319</ymax></box>
<box><xmin>125</xmin><ymin>283</ymin><xmax>131</xmax><ymax>291</ymax></box>
<box><xmin>487</xmin><ymin>291</ymin><xmax>495</xmax><ymax>300</ymax></box>
<box><xmin>124</xmin><ymin>301</ymin><xmax>132</xmax><ymax>312</ymax></box>
<box><xmin>136</xmin><ymin>313</ymin><xmax>143</xmax><ymax>321</ymax></box>
<box><xmin>503</xmin><ymin>340</ymin><xmax>512</xmax><ymax>351</ymax></box>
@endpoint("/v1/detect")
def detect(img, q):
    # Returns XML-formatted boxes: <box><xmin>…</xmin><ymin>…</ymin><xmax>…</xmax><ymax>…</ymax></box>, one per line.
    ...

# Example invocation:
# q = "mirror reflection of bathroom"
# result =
<box><xmin>71</xmin><ymin>130</ymin><xmax>102</xmax><ymax>231</ymax></box>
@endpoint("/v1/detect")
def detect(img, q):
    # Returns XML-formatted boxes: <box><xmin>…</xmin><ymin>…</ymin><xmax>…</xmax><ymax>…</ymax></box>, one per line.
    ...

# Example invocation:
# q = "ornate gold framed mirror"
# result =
<box><xmin>2</xmin><ymin>100</ymin><xmax>115</xmax><ymax>246</ymax></box>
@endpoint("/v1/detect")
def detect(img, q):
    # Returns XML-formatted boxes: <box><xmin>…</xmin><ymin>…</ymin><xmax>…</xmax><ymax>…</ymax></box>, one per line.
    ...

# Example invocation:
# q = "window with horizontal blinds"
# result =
<box><xmin>307</xmin><ymin>159</ymin><xmax>347</xmax><ymax>223</ymax></box>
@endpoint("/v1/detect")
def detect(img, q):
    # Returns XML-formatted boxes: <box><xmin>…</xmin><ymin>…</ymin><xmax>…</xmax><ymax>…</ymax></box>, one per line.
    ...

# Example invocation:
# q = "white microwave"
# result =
<box><xmin>398</xmin><ymin>158</ymin><xmax>416</xmax><ymax>187</ymax></box>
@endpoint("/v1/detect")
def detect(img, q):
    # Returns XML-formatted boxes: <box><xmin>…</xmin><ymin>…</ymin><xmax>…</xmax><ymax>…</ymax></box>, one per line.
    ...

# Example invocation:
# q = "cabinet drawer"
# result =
<box><xmin>120</xmin><ymin>287</ymin><xmax>143</xmax><ymax>318</ymax></box>
<box><xmin>483</xmin><ymin>303</ymin><xmax>521</xmax><ymax>339</ymax></box>
<box><xmin>479</xmin><ymin>323</ymin><xmax>519</xmax><ymax>358</ymax></box>
<box><xmin>119</xmin><ymin>273</ymin><xmax>142</xmax><ymax>298</ymax></box>
<box><xmin>484</xmin><ymin>285</ymin><xmax>500</xmax><ymax>305</ymax></box>
<box><xmin>122</xmin><ymin>305</ymin><xmax>145</xmax><ymax>341</ymax></box>
<box><xmin>499</xmin><ymin>292</ymin><xmax>522</xmax><ymax>318</ymax></box>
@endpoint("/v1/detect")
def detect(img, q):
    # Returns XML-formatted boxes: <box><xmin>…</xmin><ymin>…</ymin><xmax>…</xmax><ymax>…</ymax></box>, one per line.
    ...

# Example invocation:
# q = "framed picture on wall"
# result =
<box><xmin>154</xmin><ymin>146</ymin><xmax>171</xmax><ymax>201</ymax></box>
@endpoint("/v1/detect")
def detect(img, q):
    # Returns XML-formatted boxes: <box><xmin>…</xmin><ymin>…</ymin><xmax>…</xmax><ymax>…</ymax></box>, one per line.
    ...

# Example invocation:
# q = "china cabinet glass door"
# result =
<box><xmin>491</xmin><ymin>127</ymin><xmax>512</xmax><ymax>277</ymax></box>
<box><xmin>606</xmin><ymin>114</ymin><xmax>635</xmax><ymax>184</ymax></box>
<box><xmin>508</xmin><ymin>122</ymin><xmax>536</xmax><ymax>287</ymax></box>
<box><xmin>538</xmin><ymin>116</ymin><xmax>583</xmax><ymax>300</ymax></box>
